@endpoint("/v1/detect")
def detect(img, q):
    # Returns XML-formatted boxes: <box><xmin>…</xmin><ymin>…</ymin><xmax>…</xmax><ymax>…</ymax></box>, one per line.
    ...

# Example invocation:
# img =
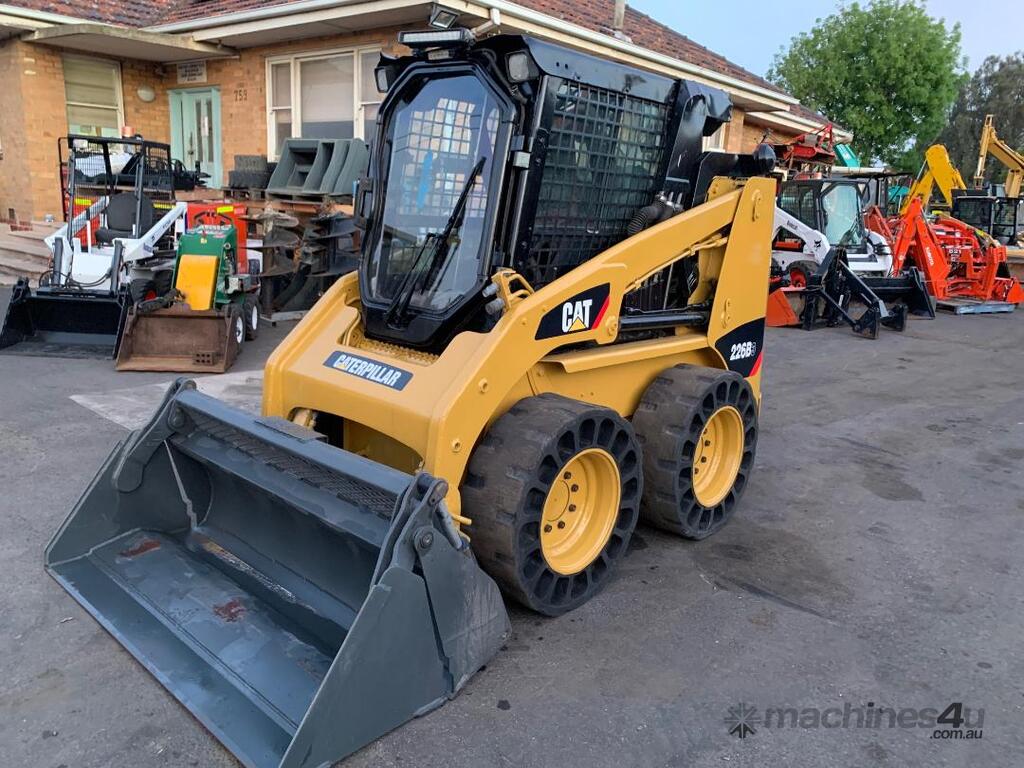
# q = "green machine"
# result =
<box><xmin>174</xmin><ymin>225</ymin><xmax>244</xmax><ymax>311</ymax></box>
<box><xmin>116</xmin><ymin>222</ymin><xmax>261</xmax><ymax>372</ymax></box>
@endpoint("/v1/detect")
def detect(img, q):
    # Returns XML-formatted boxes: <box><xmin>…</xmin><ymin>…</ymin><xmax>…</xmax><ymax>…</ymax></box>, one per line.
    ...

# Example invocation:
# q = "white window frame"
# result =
<box><xmin>702</xmin><ymin>125</ymin><xmax>726</xmax><ymax>151</ymax></box>
<box><xmin>265</xmin><ymin>45</ymin><xmax>382</xmax><ymax>160</ymax></box>
<box><xmin>63</xmin><ymin>54</ymin><xmax>125</xmax><ymax>136</ymax></box>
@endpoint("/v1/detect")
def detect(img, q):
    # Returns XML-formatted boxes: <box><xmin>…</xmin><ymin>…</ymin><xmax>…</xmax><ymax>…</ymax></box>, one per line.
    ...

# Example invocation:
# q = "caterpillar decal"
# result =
<box><xmin>535</xmin><ymin>284</ymin><xmax>611</xmax><ymax>340</ymax></box>
<box><xmin>324</xmin><ymin>351</ymin><xmax>414</xmax><ymax>390</ymax></box>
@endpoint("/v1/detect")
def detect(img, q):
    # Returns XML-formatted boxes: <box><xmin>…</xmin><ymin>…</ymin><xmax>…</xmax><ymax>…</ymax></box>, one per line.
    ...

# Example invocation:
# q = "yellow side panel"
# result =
<box><xmin>175</xmin><ymin>254</ymin><xmax>219</xmax><ymax>311</ymax></box>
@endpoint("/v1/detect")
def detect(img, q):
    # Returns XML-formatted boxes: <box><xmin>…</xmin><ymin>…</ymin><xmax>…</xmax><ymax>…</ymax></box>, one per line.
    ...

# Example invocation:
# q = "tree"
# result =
<box><xmin>768</xmin><ymin>0</ymin><xmax>964</xmax><ymax>168</ymax></box>
<box><xmin>937</xmin><ymin>54</ymin><xmax>1024</xmax><ymax>186</ymax></box>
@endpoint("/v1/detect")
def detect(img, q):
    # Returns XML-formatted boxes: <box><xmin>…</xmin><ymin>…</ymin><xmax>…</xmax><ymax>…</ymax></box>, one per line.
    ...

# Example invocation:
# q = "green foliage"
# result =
<box><xmin>768</xmin><ymin>0</ymin><xmax>964</xmax><ymax>168</ymax></box>
<box><xmin>937</xmin><ymin>54</ymin><xmax>1024</xmax><ymax>185</ymax></box>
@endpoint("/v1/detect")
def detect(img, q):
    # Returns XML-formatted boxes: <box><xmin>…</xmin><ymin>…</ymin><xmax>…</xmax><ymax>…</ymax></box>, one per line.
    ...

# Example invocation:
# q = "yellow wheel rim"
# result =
<box><xmin>692</xmin><ymin>405</ymin><xmax>745</xmax><ymax>508</ymax></box>
<box><xmin>540</xmin><ymin>448</ymin><xmax>621</xmax><ymax>575</ymax></box>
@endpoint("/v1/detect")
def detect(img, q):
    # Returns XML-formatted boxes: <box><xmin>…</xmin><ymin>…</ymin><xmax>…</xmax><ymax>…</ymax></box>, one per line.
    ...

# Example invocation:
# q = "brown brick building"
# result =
<box><xmin>0</xmin><ymin>0</ymin><xmax>845</xmax><ymax>221</ymax></box>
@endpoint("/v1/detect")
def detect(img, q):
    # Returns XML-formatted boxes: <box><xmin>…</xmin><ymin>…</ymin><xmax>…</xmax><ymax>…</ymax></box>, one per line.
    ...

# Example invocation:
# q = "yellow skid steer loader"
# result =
<box><xmin>46</xmin><ymin>32</ymin><xmax>775</xmax><ymax>768</ymax></box>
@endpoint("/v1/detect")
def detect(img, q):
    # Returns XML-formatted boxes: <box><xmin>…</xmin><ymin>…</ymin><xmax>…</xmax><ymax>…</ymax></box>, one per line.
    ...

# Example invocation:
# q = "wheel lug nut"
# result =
<box><xmin>571</xmin><ymin>484</ymin><xmax>579</xmax><ymax>492</ymax></box>
<box><xmin>563</xmin><ymin>471</ymin><xmax>572</xmax><ymax>480</ymax></box>
<box><xmin>701</xmin><ymin>457</ymin><xmax>707</xmax><ymax>464</ymax></box>
<box><xmin>557</xmin><ymin>521</ymin><xmax>566</xmax><ymax>529</ymax></box>
<box><xmin>544</xmin><ymin>524</ymin><xmax>552</xmax><ymax>533</ymax></box>
<box><xmin>704</xmin><ymin>439</ymin><xmax>711</xmax><ymax>447</ymax></box>
<box><xmin>568</xmin><ymin>504</ymin><xmax>577</xmax><ymax>512</ymax></box>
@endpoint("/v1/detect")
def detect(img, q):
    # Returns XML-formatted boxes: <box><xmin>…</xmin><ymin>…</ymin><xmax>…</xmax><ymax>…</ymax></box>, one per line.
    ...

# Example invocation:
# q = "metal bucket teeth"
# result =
<box><xmin>45</xmin><ymin>380</ymin><xmax>509</xmax><ymax>768</ymax></box>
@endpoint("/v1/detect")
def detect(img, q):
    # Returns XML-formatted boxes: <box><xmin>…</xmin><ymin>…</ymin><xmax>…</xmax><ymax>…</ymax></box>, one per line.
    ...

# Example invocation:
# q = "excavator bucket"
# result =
<box><xmin>115</xmin><ymin>304</ymin><xmax>241</xmax><ymax>372</ymax></box>
<box><xmin>45</xmin><ymin>380</ymin><xmax>509</xmax><ymax>768</ymax></box>
<box><xmin>0</xmin><ymin>278</ymin><xmax>129</xmax><ymax>357</ymax></box>
<box><xmin>765</xmin><ymin>287</ymin><xmax>801</xmax><ymax>327</ymax></box>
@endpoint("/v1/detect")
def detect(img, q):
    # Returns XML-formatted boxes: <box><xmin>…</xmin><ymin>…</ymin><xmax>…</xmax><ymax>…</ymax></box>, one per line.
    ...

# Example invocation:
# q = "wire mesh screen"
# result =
<box><xmin>393</xmin><ymin>96</ymin><xmax>495</xmax><ymax>221</ymax></box>
<box><xmin>522</xmin><ymin>81</ymin><xmax>669</xmax><ymax>288</ymax></box>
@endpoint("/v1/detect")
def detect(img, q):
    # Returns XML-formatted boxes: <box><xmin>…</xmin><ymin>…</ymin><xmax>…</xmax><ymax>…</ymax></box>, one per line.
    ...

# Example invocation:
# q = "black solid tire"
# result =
<box><xmin>152</xmin><ymin>270</ymin><xmax>174</xmax><ymax>297</ymax></box>
<box><xmin>633</xmin><ymin>365</ymin><xmax>757</xmax><ymax>539</ymax></box>
<box><xmin>463</xmin><ymin>394</ymin><xmax>642</xmax><ymax>616</ymax></box>
<box><xmin>129</xmin><ymin>277</ymin><xmax>154</xmax><ymax>305</ymax></box>
<box><xmin>228</xmin><ymin>170</ymin><xmax>271</xmax><ymax>189</ymax></box>
<box><xmin>233</xmin><ymin>154</ymin><xmax>269</xmax><ymax>173</ymax></box>
<box><xmin>243</xmin><ymin>295</ymin><xmax>260</xmax><ymax>340</ymax></box>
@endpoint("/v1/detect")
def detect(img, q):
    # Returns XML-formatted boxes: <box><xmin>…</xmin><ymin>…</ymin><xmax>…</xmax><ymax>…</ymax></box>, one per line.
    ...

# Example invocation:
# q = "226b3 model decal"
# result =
<box><xmin>713</xmin><ymin>318</ymin><xmax>765</xmax><ymax>378</ymax></box>
<box><xmin>535</xmin><ymin>284</ymin><xmax>611</xmax><ymax>340</ymax></box>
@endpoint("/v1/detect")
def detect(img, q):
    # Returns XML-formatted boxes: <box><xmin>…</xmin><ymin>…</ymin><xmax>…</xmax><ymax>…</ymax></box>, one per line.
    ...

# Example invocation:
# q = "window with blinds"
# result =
<box><xmin>64</xmin><ymin>56</ymin><xmax>123</xmax><ymax>138</ymax></box>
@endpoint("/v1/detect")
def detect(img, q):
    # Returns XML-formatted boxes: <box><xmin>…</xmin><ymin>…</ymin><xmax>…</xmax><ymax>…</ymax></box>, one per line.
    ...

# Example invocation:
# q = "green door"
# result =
<box><xmin>170</xmin><ymin>88</ymin><xmax>222</xmax><ymax>188</ymax></box>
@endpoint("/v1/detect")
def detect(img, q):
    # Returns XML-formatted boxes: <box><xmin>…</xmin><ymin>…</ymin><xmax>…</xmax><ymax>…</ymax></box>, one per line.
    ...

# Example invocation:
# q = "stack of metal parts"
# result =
<box><xmin>266</xmin><ymin>139</ymin><xmax>368</xmax><ymax>200</ymax></box>
<box><xmin>253</xmin><ymin>205</ymin><xmax>362</xmax><ymax>316</ymax></box>
<box><xmin>303</xmin><ymin>209</ymin><xmax>360</xmax><ymax>277</ymax></box>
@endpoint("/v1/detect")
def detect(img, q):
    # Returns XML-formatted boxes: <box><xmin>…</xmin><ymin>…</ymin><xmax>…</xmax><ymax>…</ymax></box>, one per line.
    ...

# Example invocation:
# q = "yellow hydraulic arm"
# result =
<box><xmin>900</xmin><ymin>144</ymin><xmax>967</xmax><ymax>214</ymax></box>
<box><xmin>975</xmin><ymin>114</ymin><xmax>1024</xmax><ymax>198</ymax></box>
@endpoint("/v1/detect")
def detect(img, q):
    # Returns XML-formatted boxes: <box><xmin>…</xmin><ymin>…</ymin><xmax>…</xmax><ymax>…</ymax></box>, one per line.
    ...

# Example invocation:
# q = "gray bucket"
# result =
<box><xmin>46</xmin><ymin>379</ymin><xmax>509</xmax><ymax>768</ymax></box>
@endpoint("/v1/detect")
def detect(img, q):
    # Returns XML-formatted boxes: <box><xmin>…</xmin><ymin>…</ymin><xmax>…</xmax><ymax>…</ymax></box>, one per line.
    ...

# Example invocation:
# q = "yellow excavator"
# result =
<box><xmin>901</xmin><ymin>144</ymin><xmax>968</xmax><ymax>214</ymax></box>
<box><xmin>974</xmin><ymin>114</ymin><xmax>1024</xmax><ymax>198</ymax></box>
<box><xmin>901</xmin><ymin>126</ymin><xmax>1023</xmax><ymax>256</ymax></box>
<box><xmin>45</xmin><ymin>31</ymin><xmax>776</xmax><ymax>768</ymax></box>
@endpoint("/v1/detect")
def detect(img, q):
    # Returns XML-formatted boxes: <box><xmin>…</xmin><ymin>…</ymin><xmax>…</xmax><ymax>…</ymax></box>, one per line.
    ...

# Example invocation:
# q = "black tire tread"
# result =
<box><xmin>243</xmin><ymin>294</ymin><xmax>259</xmax><ymax>340</ymax></box>
<box><xmin>463</xmin><ymin>394</ymin><xmax>642</xmax><ymax>615</ymax></box>
<box><xmin>633</xmin><ymin>365</ymin><xmax>758</xmax><ymax>539</ymax></box>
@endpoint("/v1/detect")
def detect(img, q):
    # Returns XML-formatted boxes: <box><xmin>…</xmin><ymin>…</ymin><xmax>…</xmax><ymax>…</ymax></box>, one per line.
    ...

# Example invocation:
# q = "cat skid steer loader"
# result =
<box><xmin>46</xmin><ymin>32</ymin><xmax>776</xmax><ymax>768</ymax></box>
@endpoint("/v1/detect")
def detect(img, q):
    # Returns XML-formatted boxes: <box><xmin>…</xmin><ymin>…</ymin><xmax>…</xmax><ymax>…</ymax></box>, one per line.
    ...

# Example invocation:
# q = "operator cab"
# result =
<box><xmin>358</xmin><ymin>32</ymin><xmax>767</xmax><ymax>353</ymax></box>
<box><xmin>777</xmin><ymin>178</ymin><xmax>891</xmax><ymax>274</ymax></box>
<box><xmin>952</xmin><ymin>192</ymin><xmax>1022</xmax><ymax>246</ymax></box>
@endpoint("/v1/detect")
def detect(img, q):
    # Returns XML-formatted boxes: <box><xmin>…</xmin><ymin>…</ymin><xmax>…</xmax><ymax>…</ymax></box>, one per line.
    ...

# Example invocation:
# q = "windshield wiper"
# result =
<box><xmin>385</xmin><ymin>156</ymin><xmax>487</xmax><ymax>328</ymax></box>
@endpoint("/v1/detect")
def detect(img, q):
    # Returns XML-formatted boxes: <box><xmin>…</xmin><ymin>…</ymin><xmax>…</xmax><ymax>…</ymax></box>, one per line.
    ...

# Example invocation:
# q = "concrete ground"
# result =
<box><xmin>1</xmin><ymin>285</ymin><xmax>1021</xmax><ymax>768</ymax></box>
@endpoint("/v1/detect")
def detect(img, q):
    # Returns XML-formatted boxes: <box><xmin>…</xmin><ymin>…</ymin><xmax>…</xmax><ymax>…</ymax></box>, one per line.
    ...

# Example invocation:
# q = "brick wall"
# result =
<box><xmin>21</xmin><ymin>43</ymin><xmax>70</xmax><ymax>219</ymax></box>
<box><xmin>0</xmin><ymin>39</ymin><xmax>69</xmax><ymax>221</ymax></box>
<box><xmin>122</xmin><ymin>60</ymin><xmax>171</xmax><ymax>143</ymax></box>
<box><xmin>0</xmin><ymin>41</ymin><xmax>30</xmax><ymax>222</ymax></box>
<box><xmin>153</xmin><ymin>26</ymin><xmax>408</xmax><ymax>171</ymax></box>
<box><xmin>5</xmin><ymin>28</ymin><xmax>803</xmax><ymax>220</ymax></box>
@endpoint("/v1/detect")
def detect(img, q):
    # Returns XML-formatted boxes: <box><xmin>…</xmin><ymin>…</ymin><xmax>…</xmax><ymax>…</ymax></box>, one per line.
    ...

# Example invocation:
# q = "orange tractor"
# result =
<box><xmin>885</xmin><ymin>197</ymin><xmax>1023</xmax><ymax>310</ymax></box>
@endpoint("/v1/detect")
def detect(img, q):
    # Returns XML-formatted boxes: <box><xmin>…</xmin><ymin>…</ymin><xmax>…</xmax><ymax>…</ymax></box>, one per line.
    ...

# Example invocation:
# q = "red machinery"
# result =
<box><xmin>772</xmin><ymin>123</ymin><xmax>838</xmax><ymax>172</ymax></box>
<box><xmin>887</xmin><ymin>197</ymin><xmax>1023</xmax><ymax>305</ymax></box>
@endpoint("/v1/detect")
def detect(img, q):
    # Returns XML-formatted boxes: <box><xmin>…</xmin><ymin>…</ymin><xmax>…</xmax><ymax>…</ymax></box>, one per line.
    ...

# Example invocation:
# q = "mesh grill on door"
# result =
<box><xmin>522</xmin><ymin>81</ymin><xmax>669</xmax><ymax>288</ymax></box>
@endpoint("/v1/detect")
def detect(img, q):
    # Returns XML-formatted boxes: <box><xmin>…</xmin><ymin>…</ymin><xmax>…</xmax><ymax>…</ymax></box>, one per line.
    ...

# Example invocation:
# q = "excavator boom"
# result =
<box><xmin>975</xmin><ymin>114</ymin><xmax>1024</xmax><ymax>198</ymax></box>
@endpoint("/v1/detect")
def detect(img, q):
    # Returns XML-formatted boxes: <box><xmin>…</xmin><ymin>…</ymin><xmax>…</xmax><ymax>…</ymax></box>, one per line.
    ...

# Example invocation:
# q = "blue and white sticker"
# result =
<box><xmin>323</xmin><ymin>351</ymin><xmax>413</xmax><ymax>390</ymax></box>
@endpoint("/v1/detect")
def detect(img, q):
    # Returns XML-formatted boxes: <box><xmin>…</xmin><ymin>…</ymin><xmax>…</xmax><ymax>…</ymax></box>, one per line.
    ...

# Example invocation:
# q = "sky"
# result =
<box><xmin>629</xmin><ymin>0</ymin><xmax>1024</xmax><ymax>79</ymax></box>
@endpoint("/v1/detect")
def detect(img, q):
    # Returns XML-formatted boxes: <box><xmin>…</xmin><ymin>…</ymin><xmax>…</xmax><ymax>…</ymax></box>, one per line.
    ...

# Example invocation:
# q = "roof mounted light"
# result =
<box><xmin>429</xmin><ymin>4</ymin><xmax>460</xmax><ymax>29</ymax></box>
<box><xmin>399</xmin><ymin>28</ymin><xmax>475</xmax><ymax>48</ymax></box>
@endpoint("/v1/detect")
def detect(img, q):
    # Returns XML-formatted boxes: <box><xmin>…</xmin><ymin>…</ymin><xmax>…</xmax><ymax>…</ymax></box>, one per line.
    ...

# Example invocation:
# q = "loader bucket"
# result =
<box><xmin>765</xmin><ymin>287</ymin><xmax>801</xmax><ymax>327</ymax></box>
<box><xmin>115</xmin><ymin>304</ymin><xmax>240</xmax><ymax>372</ymax></box>
<box><xmin>0</xmin><ymin>278</ymin><xmax>128</xmax><ymax>358</ymax></box>
<box><xmin>45</xmin><ymin>380</ymin><xmax>509</xmax><ymax>768</ymax></box>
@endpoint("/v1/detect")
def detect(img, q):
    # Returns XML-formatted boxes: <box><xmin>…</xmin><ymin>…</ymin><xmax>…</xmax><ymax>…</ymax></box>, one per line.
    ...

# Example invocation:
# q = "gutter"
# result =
<box><xmin>147</xmin><ymin>0</ymin><xmax>797</xmax><ymax>110</ymax></box>
<box><xmin>0</xmin><ymin>3</ymin><xmax>85</xmax><ymax>25</ymax></box>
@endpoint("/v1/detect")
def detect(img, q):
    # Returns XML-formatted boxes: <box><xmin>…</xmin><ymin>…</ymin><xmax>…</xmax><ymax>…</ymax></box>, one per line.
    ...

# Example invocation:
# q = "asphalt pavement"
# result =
<box><xmin>1</xmin><ymin>285</ymin><xmax>1021</xmax><ymax>768</ymax></box>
